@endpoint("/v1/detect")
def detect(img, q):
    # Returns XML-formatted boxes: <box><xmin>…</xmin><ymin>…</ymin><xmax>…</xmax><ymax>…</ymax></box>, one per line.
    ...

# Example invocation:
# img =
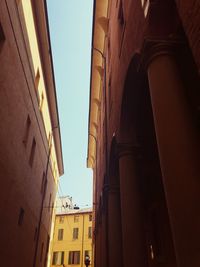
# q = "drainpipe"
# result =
<box><xmin>89</xmin><ymin>133</ymin><xmax>98</xmax><ymax>267</ymax></box>
<box><xmin>81</xmin><ymin>213</ymin><xmax>85</xmax><ymax>267</ymax></box>
<box><xmin>33</xmin><ymin>126</ymin><xmax>58</xmax><ymax>267</ymax></box>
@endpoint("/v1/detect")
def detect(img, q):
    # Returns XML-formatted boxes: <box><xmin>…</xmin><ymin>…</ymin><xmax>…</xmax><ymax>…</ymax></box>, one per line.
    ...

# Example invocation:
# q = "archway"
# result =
<box><xmin>118</xmin><ymin>54</ymin><xmax>177</xmax><ymax>267</ymax></box>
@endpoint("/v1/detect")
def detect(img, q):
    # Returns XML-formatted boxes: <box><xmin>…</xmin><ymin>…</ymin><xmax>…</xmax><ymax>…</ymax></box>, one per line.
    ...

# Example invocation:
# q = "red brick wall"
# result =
<box><xmin>94</xmin><ymin>0</ymin><xmax>200</xmax><ymax>265</ymax></box>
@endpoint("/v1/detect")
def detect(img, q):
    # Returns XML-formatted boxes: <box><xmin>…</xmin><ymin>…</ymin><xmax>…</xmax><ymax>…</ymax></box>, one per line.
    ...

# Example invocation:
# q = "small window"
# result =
<box><xmin>58</xmin><ymin>229</ymin><xmax>64</xmax><ymax>241</ymax></box>
<box><xmin>53</xmin><ymin>161</ymin><xmax>56</xmax><ymax>179</ymax></box>
<box><xmin>18</xmin><ymin>208</ymin><xmax>25</xmax><ymax>226</ymax></box>
<box><xmin>0</xmin><ymin>23</ymin><xmax>5</xmax><ymax>52</ymax></box>
<box><xmin>52</xmin><ymin>251</ymin><xmax>64</xmax><ymax>265</ymax></box>
<box><xmin>51</xmin><ymin>202</ymin><xmax>54</xmax><ymax>218</ymax></box>
<box><xmin>59</xmin><ymin>216</ymin><xmax>64</xmax><ymax>223</ymax></box>
<box><xmin>34</xmin><ymin>227</ymin><xmax>38</xmax><ymax>241</ymax></box>
<box><xmin>23</xmin><ymin>115</ymin><xmax>31</xmax><ymax>146</ymax></box>
<box><xmin>118</xmin><ymin>0</ymin><xmax>124</xmax><ymax>26</ymax></box>
<box><xmin>35</xmin><ymin>69</ymin><xmax>40</xmax><ymax>89</ymax></box>
<box><xmin>48</xmin><ymin>194</ymin><xmax>52</xmax><ymax>212</ymax></box>
<box><xmin>89</xmin><ymin>214</ymin><xmax>92</xmax><ymax>221</ymax></box>
<box><xmin>40</xmin><ymin>242</ymin><xmax>44</xmax><ymax>262</ymax></box>
<box><xmin>88</xmin><ymin>227</ymin><xmax>92</xmax><ymax>239</ymax></box>
<box><xmin>39</xmin><ymin>92</ymin><xmax>44</xmax><ymax>111</ymax></box>
<box><xmin>73</xmin><ymin>228</ymin><xmax>79</xmax><ymax>239</ymax></box>
<box><xmin>68</xmin><ymin>251</ymin><xmax>80</xmax><ymax>264</ymax></box>
<box><xmin>74</xmin><ymin>215</ymin><xmax>79</xmax><ymax>222</ymax></box>
<box><xmin>48</xmin><ymin>132</ymin><xmax>51</xmax><ymax>146</ymax></box>
<box><xmin>29</xmin><ymin>138</ymin><xmax>36</xmax><ymax>167</ymax></box>
<box><xmin>41</xmin><ymin>172</ymin><xmax>46</xmax><ymax>194</ymax></box>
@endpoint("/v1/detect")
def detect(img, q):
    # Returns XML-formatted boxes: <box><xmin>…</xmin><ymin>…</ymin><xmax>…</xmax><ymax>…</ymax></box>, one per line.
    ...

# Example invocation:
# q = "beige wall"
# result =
<box><xmin>0</xmin><ymin>1</ymin><xmax>62</xmax><ymax>266</ymax></box>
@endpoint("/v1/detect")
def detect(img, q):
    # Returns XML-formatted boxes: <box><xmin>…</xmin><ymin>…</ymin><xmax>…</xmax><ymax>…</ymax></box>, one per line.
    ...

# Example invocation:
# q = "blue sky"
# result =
<box><xmin>47</xmin><ymin>0</ymin><xmax>94</xmax><ymax>207</ymax></box>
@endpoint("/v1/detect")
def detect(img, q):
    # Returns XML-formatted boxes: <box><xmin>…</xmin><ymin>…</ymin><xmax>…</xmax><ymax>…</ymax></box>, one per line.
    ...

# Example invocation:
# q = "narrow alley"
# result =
<box><xmin>0</xmin><ymin>1</ymin><xmax>200</xmax><ymax>267</ymax></box>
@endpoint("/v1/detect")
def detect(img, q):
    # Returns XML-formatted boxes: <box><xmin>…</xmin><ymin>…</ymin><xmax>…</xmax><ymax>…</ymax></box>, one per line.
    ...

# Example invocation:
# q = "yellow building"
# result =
<box><xmin>50</xmin><ymin>207</ymin><xmax>93</xmax><ymax>267</ymax></box>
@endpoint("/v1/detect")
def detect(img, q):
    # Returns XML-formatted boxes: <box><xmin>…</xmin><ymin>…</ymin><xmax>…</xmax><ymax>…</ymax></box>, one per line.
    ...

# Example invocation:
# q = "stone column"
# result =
<box><xmin>100</xmin><ymin>212</ymin><xmax>107</xmax><ymax>267</ymax></box>
<box><xmin>145</xmin><ymin>40</ymin><xmax>200</xmax><ymax>267</ymax></box>
<box><xmin>118</xmin><ymin>143</ymin><xmax>148</xmax><ymax>267</ymax></box>
<box><xmin>107</xmin><ymin>184</ymin><xmax>123</xmax><ymax>267</ymax></box>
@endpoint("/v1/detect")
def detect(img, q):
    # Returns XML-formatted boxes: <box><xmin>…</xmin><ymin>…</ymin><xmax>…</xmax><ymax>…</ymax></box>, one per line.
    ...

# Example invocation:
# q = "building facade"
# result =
<box><xmin>87</xmin><ymin>1</ymin><xmax>200</xmax><ymax>267</ymax></box>
<box><xmin>0</xmin><ymin>1</ymin><xmax>63</xmax><ymax>267</ymax></box>
<box><xmin>50</xmin><ymin>208</ymin><xmax>93</xmax><ymax>267</ymax></box>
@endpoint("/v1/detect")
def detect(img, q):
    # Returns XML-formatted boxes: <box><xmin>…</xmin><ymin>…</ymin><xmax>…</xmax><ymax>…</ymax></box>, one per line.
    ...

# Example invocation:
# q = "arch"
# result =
<box><xmin>119</xmin><ymin>53</ymin><xmax>147</xmax><ymax>143</ymax></box>
<box><xmin>117</xmin><ymin>52</ymin><xmax>177</xmax><ymax>266</ymax></box>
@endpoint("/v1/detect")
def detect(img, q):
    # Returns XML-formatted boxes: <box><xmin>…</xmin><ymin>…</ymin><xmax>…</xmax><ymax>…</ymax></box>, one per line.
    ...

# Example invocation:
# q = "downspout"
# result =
<box><xmin>81</xmin><ymin>213</ymin><xmax>85</xmax><ymax>267</ymax></box>
<box><xmin>89</xmin><ymin>133</ymin><xmax>98</xmax><ymax>267</ymax></box>
<box><xmin>33</xmin><ymin>126</ymin><xmax>58</xmax><ymax>267</ymax></box>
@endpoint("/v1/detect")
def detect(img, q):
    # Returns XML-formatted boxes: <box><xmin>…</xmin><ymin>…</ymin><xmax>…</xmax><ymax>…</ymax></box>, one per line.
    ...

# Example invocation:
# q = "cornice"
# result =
<box><xmin>87</xmin><ymin>0</ymin><xmax>109</xmax><ymax>169</ymax></box>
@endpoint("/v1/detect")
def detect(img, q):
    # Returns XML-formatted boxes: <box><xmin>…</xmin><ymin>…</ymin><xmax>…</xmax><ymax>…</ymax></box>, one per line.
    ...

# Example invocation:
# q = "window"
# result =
<box><xmin>118</xmin><ymin>0</ymin><xmax>124</xmax><ymax>26</ymax></box>
<box><xmin>59</xmin><ymin>216</ymin><xmax>64</xmax><ymax>223</ymax></box>
<box><xmin>29</xmin><ymin>138</ymin><xmax>36</xmax><ymax>167</ymax></box>
<box><xmin>51</xmin><ymin>202</ymin><xmax>54</xmax><ymax>219</ymax></box>
<box><xmin>23</xmin><ymin>115</ymin><xmax>31</xmax><ymax>146</ymax></box>
<box><xmin>0</xmin><ymin>23</ymin><xmax>5</xmax><ymax>52</ymax></box>
<box><xmin>48</xmin><ymin>193</ymin><xmax>52</xmax><ymax>212</ymax></box>
<box><xmin>88</xmin><ymin>227</ymin><xmax>92</xmax><ymax>239</ymax></box>
<box><xmin>73</xmin><ymin>228</ymin><xmax>79</xmax><ymax>239</ymax></box>
<box><xmin>18</xmin><ymin>207</ymin><xmax>25</xmax><ymax>226</ymax></box>
<box><xmin>48</xmin><ymin>132</ymin><xmax>52</xmax><ymax>147</ymax></box>
<box><xmin>34</xmin><ymin>227</ymin><xmax>37</xmax><ymax>241</ymax></box>
<box><xmin>44</xmin><ymin>235</ymin><xmax>50</xmax><ymax>266</ymax></box>
<box><xmin>68</xmin><ymin>251</ymin><xmax>80</xmax><ymax>264</ymax></box>
<box><xmin>39</xmin><ymin>92</ymin><xmax>44</xmax><ymax>111</ymax></box>
<box><xmin>35</xmin><ymin>69</ymin><xmax>40</xmax><ymax>89</ymax></box>
<box><xmin>74</xmin><ymin>215</ymin><xmax>79</xmax><ymax>222</ymax></box>
<box><xmin>52</xmin><ymin>251</ymin><xmax>64</xmax><ymax>265</ymax></box>
<box><xmin>34</xmin><ymin>68</ymin><xmax>40</xmax><ymax>101</ymax></box>
<box><xmin>40</xmin><ymin>242</ymin><xmax>44</xmax><ymax>262</ymax></box>
<box><xmin>41</xmin><ymin>172</ymin><xmax>46</xmax><ymax>194</ymax></box>
<box><xmin>89</xmin><ymin>214</ymin><xmax>92</xmax><ymax>221</ymax></box>
<box><xmin>58</xmin><ymin>229</ymin><xmax>64</xmax><ymax>241</ymax></box>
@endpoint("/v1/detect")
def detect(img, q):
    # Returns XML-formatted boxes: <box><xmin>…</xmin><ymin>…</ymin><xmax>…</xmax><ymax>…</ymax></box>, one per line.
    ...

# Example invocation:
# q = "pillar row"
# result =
<box><xmin>145</xmin><ymin>39</ymin><xmax>200</xmax><ymax>267</ymax></box>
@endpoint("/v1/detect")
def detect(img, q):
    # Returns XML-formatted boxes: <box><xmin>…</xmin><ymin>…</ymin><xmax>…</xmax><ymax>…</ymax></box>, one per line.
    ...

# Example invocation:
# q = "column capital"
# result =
<box><xmin>141</xmin><ymin>36</ymin><xmax>184</xmax><ymax>69</ymax></box>
<box><xmin>117</xmin><ymin>142</ymin><xmax>142</xmax><ymax>159</ymax></box>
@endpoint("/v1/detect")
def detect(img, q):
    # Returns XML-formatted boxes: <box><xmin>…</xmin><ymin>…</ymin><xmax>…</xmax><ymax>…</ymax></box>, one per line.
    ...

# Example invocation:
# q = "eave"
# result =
<box><xmin>31</xmin><ymin>0</ymin><xmax>64</xmax><ymax>176</ymax></box>
<box><xmin>87</xmin><ymin>0</ymin><xmax>109</xmax><ymax>169</ymax></box>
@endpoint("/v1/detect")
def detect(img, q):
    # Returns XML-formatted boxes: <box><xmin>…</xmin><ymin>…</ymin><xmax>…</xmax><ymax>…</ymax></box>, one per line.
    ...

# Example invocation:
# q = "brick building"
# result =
<box><xmin>0</xmin><ymin>1</ymin><xmax>63</xmax><ymax>266</ymax></box>
<box><xmin>87</xmin><ymin>1</ymin><xmax>200</xmax><ymax>267</ymax></box>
